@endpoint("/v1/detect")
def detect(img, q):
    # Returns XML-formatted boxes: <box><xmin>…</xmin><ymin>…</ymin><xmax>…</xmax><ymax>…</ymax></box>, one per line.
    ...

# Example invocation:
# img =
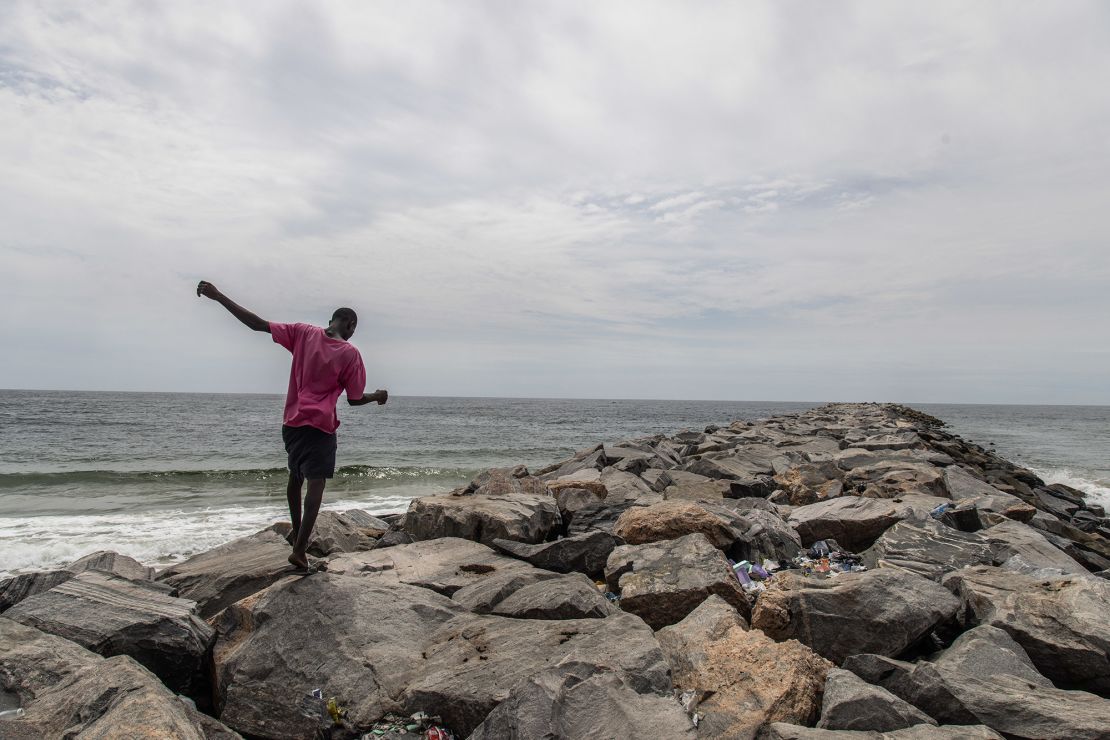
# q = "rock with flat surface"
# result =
<box><xmin>863</xmin><ymin>519</ymin><xmax>995</xmax><ymax>580</ymax></box>
<box><xmin>942</xmin><ymin>565</ymin><xmax>1110</xmax><ymax>696</ymax></box>
<box><xmin>6</xmin><ymin>570</ymin><xmax>213</xmax><ymax>697</ymax></box>
<box><xmin>817</xmin><ymin>668</ymin><xmax>936</xmax><ymax>731</ymax></box>
<box><xmin>467</xmin><ymin>661</ymin><xmax>695</xmax><ymax>739</ymax></box>
<box><xmin>605</xmin><ymin>533</ymin><xmax>751</xmax><ymax>629</ymax></box>
<box><xmin>773</xmin><ymin>461</ymin><xmax>844</xmax><ymax>506</ymax></box>
<box><xmin>663</xmin><ymin>469</ymin><xmax>731</xmax><ymax>501</ymax></box>
<box><xmin>600</xmin><ymin>467</ymin><xmax>660</xmax><ymax>503</ymax></box>
<box><xmin>67</xmin><ymin>550</ymin><xmax>157</xmax><ymax>580</ymax></box>
<box><xmin>328</xmin><ymin>537</ymin><xmax>534</xmax><ymax>596</ymax></box>
<box><xmin>0</xmin><ymin>618</ymin><xmax>239</xmax><ymax>739</ymax></box>
<box><xmin>613</xmin><ymin>500</ymin><xmax>743</xmax><ymax>548</ymax></box>
<box><xmin>156</xmin><ymin>528</ymin><xmax>297</xmax><ymax>619</ymax></box>
<box><xmin>789</xmin><ymin>497</ymin><xmax>905</xmax><ymax>551</ymax></box>
<box><xmin>403</xmin><ymin>490</ymin><xmax>560</xmax><ymax>545</ymax></box>
<box><xmin>751</xmin><ymin>569</ymin><xmax>960</xmax><ymax>663</ymax></box>
<box><xmin>402</xmin><ymin>611</ymin><xmax>673</xmax><ymax>737</ymax></box>
<box><xmin>762</xmin><ymin>723</ymin><xmax>1002</xmax><ymax>739</ymax></box>
<box><xmin>213</xmin><ymin>575</ymin><xmax>466</xmax><ymax>739</ymax></box>
<box><xmin>450</xmin><ymin>569</ymin><xmax>562</xmax><ymax>613</ymax></box>
<box><xmin>844</xmin><ymin>462</ymin><xmax>947</xmax><ymax>500</ymax></box>
<box><xmin>657</xmin><ymin>596</ymin><xmax>831</xmax><ymax>738</ymax></box>
<box><xmin>490</xmin><ymin>531</ymin><xmax>619</xmax><ymax>578</ymax></box>
<box><xmin>1</xmin><ymin>549</ymin><xmax>157</xmax><ymax>613</ymax></box>
<box><xmin>944</xmin><ymin>467</ymin><xmax>1036</xmax><ymax>522</ymax></box>
<box><xmin>980</xmin><ymin>519</ymin><xmax>1088</xmax><ymax>575</ymax></box>
<box><xmin>491</xmin><ymin>573</ymin><xmax>615</xmax><ymax>619</ymax></box>
<box><xmin>566</xmin><ymin>499</ymin><xmax>647</xmax><ymax>536</ymax></box>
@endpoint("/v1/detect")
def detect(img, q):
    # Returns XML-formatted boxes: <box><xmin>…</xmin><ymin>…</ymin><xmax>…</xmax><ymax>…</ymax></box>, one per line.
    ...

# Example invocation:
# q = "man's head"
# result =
<box><xmin>329</xmin><ymin>307</ymin><xmax>358</xmax><ymax>340</ymax></box>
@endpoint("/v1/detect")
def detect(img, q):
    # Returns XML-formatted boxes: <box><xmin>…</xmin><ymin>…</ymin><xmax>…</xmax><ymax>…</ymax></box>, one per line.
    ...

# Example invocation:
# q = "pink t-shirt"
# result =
<box><xmin>270</xmin><ymin>322</ymin><xmax>366</xmax><ymax>434</ymax></box>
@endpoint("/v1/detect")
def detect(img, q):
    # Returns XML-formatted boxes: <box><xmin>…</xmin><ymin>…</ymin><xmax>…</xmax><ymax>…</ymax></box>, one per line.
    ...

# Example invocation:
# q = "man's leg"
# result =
<box><xmin>286</xmin><ymin>472</ymin><xmax>305</xmax><ymax>544</ymax></box>
<box><xmin>289</xmin><ymin>478</ymin><xmax>326</xmax><ymax>569</ymax></box>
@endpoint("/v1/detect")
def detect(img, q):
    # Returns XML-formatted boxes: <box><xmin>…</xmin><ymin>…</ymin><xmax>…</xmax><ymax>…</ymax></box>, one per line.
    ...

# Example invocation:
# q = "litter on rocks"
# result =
<box><xmin>362</xmin><ymin>711</ymin><xmax>455</xmax><ymax>739</ymax></box>
<box><xmin>791</xmin><ymin>540</ymin><xmax>866</xmax><ymax>577</ymax></box>
<box><xmin>728</xmin><ymin>558</ymin><xmax>782</xmax><ymax>593</ymax></box>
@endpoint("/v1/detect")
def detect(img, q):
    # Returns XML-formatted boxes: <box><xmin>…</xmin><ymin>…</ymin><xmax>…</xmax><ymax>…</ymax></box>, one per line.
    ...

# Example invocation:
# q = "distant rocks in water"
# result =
<box><xmin>5</xmin><ymin>402</ymin><xmax>1110</xmax><ymax>738</ymax></box>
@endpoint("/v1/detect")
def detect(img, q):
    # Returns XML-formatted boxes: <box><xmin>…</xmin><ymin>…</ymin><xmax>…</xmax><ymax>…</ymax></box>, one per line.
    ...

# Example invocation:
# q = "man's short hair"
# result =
<box><xmin>332</xmin><ymin>307</ymin><xmax>358</xmax><ymax>325</ymax></box>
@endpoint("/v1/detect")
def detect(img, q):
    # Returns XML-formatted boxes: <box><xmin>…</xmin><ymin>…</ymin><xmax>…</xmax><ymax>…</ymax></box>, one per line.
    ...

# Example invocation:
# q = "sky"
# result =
<box><xmin>1</xmin><ymin>2</ymin><xmax>1108</xmax><ymax>404</ymax></box>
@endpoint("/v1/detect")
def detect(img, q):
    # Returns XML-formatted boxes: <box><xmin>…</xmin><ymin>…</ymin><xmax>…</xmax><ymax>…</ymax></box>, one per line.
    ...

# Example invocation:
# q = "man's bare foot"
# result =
<box><xmin>288</xmin><ymin>551</ymin><xmax>309</xmax><ymax>570</ymax></box>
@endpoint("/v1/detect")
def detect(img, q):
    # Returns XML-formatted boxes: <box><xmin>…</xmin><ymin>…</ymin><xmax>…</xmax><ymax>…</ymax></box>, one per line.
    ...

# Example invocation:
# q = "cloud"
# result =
<box><xmin>1</xmin><ymin>1</ymin><xmax>1108</xmax><ymax>403</ymax></box>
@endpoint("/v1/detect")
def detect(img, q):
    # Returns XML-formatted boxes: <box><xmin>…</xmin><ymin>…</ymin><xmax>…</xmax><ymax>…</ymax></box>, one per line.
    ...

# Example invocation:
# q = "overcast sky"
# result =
<box><xmin>2</xmin><ymin>2</ymin><xmax>1108</xmax><ymax>403</ymax></box>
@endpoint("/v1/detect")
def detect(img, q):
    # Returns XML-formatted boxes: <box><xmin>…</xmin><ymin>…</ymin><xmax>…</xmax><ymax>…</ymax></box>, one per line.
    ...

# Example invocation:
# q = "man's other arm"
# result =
<box><xmin>349</xmin><ymin>390</ymin><xmax>388</xmax><ymax>406</ymax></box>
<box><xmin>196</xmin><ymin>281</ymin><xmax>271</xmax><ymax>332</ymax></box>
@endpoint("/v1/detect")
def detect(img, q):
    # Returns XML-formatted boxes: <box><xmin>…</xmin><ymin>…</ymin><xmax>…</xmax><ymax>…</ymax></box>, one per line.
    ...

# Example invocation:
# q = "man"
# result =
<box><xmin>196</xmin><ymin>280</ymin><xmax>387</xmax><ymax>571</ymax></box>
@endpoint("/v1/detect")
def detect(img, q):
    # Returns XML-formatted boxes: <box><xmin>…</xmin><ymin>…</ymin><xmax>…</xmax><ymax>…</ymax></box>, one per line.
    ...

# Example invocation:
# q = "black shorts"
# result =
<box><xmin>282</xmin><ymin>424</ymin><xmax>337</xmax><ymax>480</ymax></box>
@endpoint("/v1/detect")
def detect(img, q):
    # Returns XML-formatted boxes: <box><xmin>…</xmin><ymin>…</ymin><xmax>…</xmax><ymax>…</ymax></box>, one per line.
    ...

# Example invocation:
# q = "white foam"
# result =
<box><xmin>1029</xmin><ymin>466</ymin><xmax>1110</xmax><ymax>511</ymax></box>
<box><xmin>0</xmin><ymin>495</ymin><xmax>415</xmax><ymax>578</ymax></box>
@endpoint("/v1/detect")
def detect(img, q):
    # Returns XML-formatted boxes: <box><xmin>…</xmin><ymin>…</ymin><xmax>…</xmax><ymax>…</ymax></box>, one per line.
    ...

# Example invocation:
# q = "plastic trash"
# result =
<box><xmin>0</xmin><ymin>708</ymin><xmax>25</xmax><ymax>720</ymax></box>
<box><xmin>811</xmin><ymin>540</ymin><xmax>831</xmax><ymax>557</ymax></box>
<box><xmin>930</xmin><ymin>503</ymin><xmax>951</xmax><ymax>519</ymax></box>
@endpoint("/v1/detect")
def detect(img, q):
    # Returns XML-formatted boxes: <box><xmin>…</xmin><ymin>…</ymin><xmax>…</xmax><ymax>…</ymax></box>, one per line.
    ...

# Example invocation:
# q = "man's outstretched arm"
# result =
<box><xmin>196</xmin><ymin>281</ymin><xmax>270</xmax><ymax>332</ymax></box>
<box><xmin>349</xmin><ymin>389</ymin><xmax>388</xmax><ymax>406</ymax></box>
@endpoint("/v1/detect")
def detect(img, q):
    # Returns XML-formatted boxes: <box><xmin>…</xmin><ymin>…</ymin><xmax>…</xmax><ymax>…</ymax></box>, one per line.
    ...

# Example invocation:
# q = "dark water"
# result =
<box><xmin>0</xmin><ymin>390</ymin><xmax>1106</xmax><ymax>575</ymax></box>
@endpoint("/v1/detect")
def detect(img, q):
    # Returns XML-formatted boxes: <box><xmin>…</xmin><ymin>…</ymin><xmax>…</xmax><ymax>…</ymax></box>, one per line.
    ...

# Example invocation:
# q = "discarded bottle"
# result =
<box><xmin>930</xmin><ymin>503</ymin><xmax>951</xmax><ymax>519</ymax></box>
<box><xmin>811</xmin><ymin>540</ymin><xmax>831</xmax><ymax>558</ymax></box>
<box><xmin>0</xmin><ymin>708</ymin><xmax>26</xmax><ymax>720</ymax></box>
<box><xmin>750</xmin><ymin>564</ymin><xmax>770</xmax><ymax>580</ymax></box>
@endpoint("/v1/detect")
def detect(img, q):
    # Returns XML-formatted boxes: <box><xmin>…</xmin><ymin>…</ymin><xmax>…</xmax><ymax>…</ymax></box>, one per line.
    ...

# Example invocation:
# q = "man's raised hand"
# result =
<box><xmin>196</xmin><ymin>280</ymin><xmax>220</xmax><ymax>300</ymax></box>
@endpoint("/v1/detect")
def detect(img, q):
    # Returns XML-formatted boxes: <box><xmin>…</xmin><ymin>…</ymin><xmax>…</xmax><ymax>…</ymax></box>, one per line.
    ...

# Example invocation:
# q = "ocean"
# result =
<box><xmin>1</xmin><ymin>390</ymin><xmax>1107</xmax><ymax>577</ymax></box>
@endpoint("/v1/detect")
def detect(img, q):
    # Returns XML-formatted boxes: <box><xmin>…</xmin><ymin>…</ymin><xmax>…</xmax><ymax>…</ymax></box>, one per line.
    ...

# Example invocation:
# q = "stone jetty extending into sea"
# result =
<box><xmin>2</xmin><ymin>402</ymin><xmax>1109</xmax><ymax>739</ymax></box>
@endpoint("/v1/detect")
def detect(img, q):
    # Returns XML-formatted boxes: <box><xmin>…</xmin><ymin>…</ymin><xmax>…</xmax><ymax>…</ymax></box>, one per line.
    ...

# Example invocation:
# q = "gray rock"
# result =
<box><xmin>843</xmin><ymin>462</ymin><xmax>947</xmax><ymax>500</ymax></box>
<box><xmin>817</xmin><ymin>668</ymin><xmax>936</xmax><ymax>731</ymax></box>
<box><xmin>403</xmin><ymin>489</ymin><xmax>560</xmax><ymax>545</ymax></box>
<box><xmin>67</xmin><ymin>550</ymin><xmax>157</xmax><ymax>580</ymax></box>
<box><xmin>605</xmin><ymin>533</ymin><xmax>751</xmax><ymax>629</ymax></box>
<box><xmin>601</xmin><ymin>467</ymin><xmax>661</xmax><ymax>503</ymax></box>
<box><xmin>467</xmin><ymin>661</ymin><xmax>695</xmax><ymax>739</ymax></box>
<box><xmin>762</xmin><ymin>723</ymin><xmax>1003</xmax><ymax>739</ymax></box>
<box><xmin>663</xmin><ymin>469</ymin><xmax>732</xmax><ymax>501</ymax></box>
<box><xmin>491</xmin><ymin>573</ymin><xmax>615</xmax><ymax>619</ymax></box>
<box><xmin>212</xmin><ymin>575</ymin><xmax>466</xmax><ymax>739</ymax></box>
<box><xmin>402</xmin><ymin>611</ymin><xmax>673</xmax><ymax>737</ymax></box>
<box><xmin>451</xmin><ymin>569</ymin><xmax>563</xmax><ymax>613</ymax></box>
<box><xmin>773</xmin><ymin>461</ymin><xmax>844</xmax><ymax>506</ymax></box>
<box><xmin>328</xmin><ymin>537</ymin><xmax>534</xmax><ymax>596</ymax></box>
<box><xmin>751</xmin><ymin>569</ymin><xmax>960</xmax><ymax>663</ymax></box>
<box><xmin>789</xmin><ymin>497</ymin><xmax>904</xmax><ymax>551</ymax></box>
<box><xmin>566</xmin><ymin>499</ymin><xmax>647</xmax><ymax>536</ymax></box>
<box><xmin>943</xmin><ymin>467</ymin><xmax>1035</xmax><ymax>523</ymax></box>
<box><xmin>863</xmin><ymin>519</ymin><xmax>995</xmax><ymax>580</ymax></box>
<box><xmin>682</xmin><ymin>454</ymin><xmax>774</xmax><ymax>481</ymax></box>
<box><xmin>943</xmin><ymin>565</ymin><xmax>1110</xmax><ymax>696</ymax></box>
<box><xmin>5</xmin><ymin>570</ymin><xmax>214</xmax><ymax>698</ymax></box>
<box><xmin>980</xmin><ymin>519</ymin><xmax>1088</xmax><ymax>575</ymax></box>
<box><xmin>657</xmin><ymin>596</ymin><xmax>831</xmax><ymax>739</ymax></box>
<box><xmin>0</xmin><ymin>618</ymin><xmax>240</xmax><ymax>739</ymax></box>
<box><xmin>490</xmin><ymin>531</ymin><xmax>620</xmax><ymax>578</ymax></box>
<box><xmin>0</xmin><ymin>569</ymin><xmax>75</xmax><ymax>613</ymax></box>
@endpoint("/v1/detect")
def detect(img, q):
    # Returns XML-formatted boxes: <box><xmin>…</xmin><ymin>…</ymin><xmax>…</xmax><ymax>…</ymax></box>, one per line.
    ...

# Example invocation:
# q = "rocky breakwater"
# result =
<box><xmin>3</xmin><ymin>403</ymin><xmax>1110</xmax><ymax>739</ymax></box>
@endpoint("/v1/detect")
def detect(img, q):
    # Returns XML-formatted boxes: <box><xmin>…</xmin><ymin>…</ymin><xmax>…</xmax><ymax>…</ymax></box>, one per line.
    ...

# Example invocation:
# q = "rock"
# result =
<box><xmin>0</xmin><ymin>569</ymin><xmax>75</xmax><ymax>613</ymax></box>
<box><xmin>541</xmin><ymin>446</ymin><xmax>605</xmax><ymax>480</ymax></box>
<box><xmin>403</xmin><ymin>490</ymin><xmax>560</xmax><ymax>545</ymax></box>
<box><xmin>0</xmin><ymin>618</ymin><xmax>240</xmax><ymax>739</ymax></box>
<box><xmin>546</xmin><ymin>479</ymin><xmax>608</xmax><ymax>517</ymax></box>
<box><xmin>944</xmin><ymin>467</ymin><xmax>1036</xmax><ymax>522</ymax></box>
<box><xmin>682</xmin><ymin>454</ymin><xmax>774</xmax><ymax>482</ymax></box>
<box><xmin>605</xmin><ymin>533</ymin><xmax>751</xmax><ymax>629</ymax></box>
<box><xmin>773</xmin><ymin>461</ymin><xmax>844</xmax><ymax>506</ymax></box>
<box><xmin>490</xmin><ymin>531</ymin><xmax>619</xmax><ymax>578</ymax></box>
<box><xmin>863</xmin><ymin>519</ymin><xmax>995</xmax><ymax>581</ymax></box>
<box><xmin>979</xmin><ymin>520</ymin><xmax>1088</xmax><ymax>575</ymax></box>
<box><xmin>67</xmin><ymin>550</ymin><xmax>157</xmax><ymax>580</ymax></box>
<box><xmin>817</xmin><ymin>668</ymin><xmax>936</xmax><ymax>731</ymax></box>
<box><xmin>751</xmin><ymin>569</ymin><xmax>960</xmax><ymax>663</ymax></box>
<box><xmin>213</xmin><ymin>575</ymin><xmax>466</xmax><ymax>739</ymax></box>
<box><xmin>156</xmin><ymin>528</ymin><xmax>296</xmax><ymax>619</ymax></box>
<box><xmin>600</xmin><ymin>467</ymin><xmax>660</xmax><ymax>503</ymax></box>
<box><xmin>789</xmin><ymin>497</ymin><xmax>905</xmax><ymax>551</ymax></box>
<box><xmin>339</xmin><ymin>508</ymin><xmax>392</xmax><ymax>533</ymax></box>
<box><xmin>566</xmin><ymin>499</ymin><xmax>646</xmax><ymax>536</ymax></box>
<box><xmin>843</xmin><ymin>462</ymin><xmax>947</xmax><ymax>500</ymax></box>
<box><xmin>641</xmin><ymin>467</ymin><xmax>674</xmax><ymax>492</ymax></box>
<box><xmin>844</xmin><ymin>626</ymin><xmax>1110</xmax><ymax>739</ymax></box>
<box><xmin>5</xmin><ymin>570</ymin><xmax>213</xmax><ymax>698</ymax></box>
<box><xmin>372</xmin><ymin>529</ymin><xmax>413</xmax><ymax>549</ymax></box>
<box><xmin>854</xmin><ymin>433</ymin><xmax>926</xmax><ymax>451</ymax></box>
<box><xmin>762</xmin><ymin>723</ymin><xmax>1003</xmax><ymax>739</ymax></box>
<box><xmin>657</xmin><ymin>595</ymin><xmax>832</xmax><ymax>738</ymax></box>
<box><xmin>467</xmin><ymin>661</ymin><xmax>695</xmax><ymax>739</ymax></box>
<box><xmin>328</xmin><ymin>537</ymin><xmax>533</xmax><ymax>596</ymax></box>
<box><xmin>942</xmin><ymin>565</ymin><xmax>1110</xmax><ymax>695</ymax></box>
<box><xmin>402</xmin><ymin>611</ymin><xmax>673</xmax><ymax>737</ymax></box>
<box><xmin>270</xmin><ymin>509</ymin><xmax>379</xmax><ymax>555</ymax></box>
<box><xmin>451</xmin><ymin>569</ymin><xmax>564</xmax><ymax>613</ymax></box>
<box><xmin>613</xmin><ymin>500</ymin><xmax>743</xmax><ymax>549</ymax></box>
<box><xmin>725</xmin><ymin>505</ymin><xmax>805</xmax><ymax>563</ymax></box>
<box><xmin>663</xmin><ymin>469</ymin><xmax>732</xmax><ymax>501</ymax></box>
<box><xmin>491</xmin><ymin>573</ymin><xmax>615</xmax><ymax>619</ymax></box>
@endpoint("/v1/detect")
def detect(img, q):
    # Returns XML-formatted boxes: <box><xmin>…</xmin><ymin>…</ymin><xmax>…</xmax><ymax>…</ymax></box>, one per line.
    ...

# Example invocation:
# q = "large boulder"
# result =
<box><xmin>490</xmin><ymin>573</ymin><xmax>616</xmax><ymax>619</ymax></box>
<box><xmin>0</xmin><ymin>549</ymin><xmax>155</xmax><ymax>613</ymax></box>
<box><xmin>844</xmin><ymin>626</ymin><xmax>1110</xmax><ymax>739</ymax></box>
<box><xmin>565</xmin><ymin>499</ymin><xmax>646</xmax><ymax>536</ymax></box>
<box><xmin>213</xmin><ymin>575</ymin><xmax>466</xmax><ymax>739</ymax></box>
<box><xmin>843</xmin><ymin>462</ymin><xmax>947</xmax><ymax>500</ymax></box>
<box><xmin>0</xmin><ymin>618</ymin><xmax>239</xmax><ymax>739</ymax></box>
<box><xmin>5</xmin><ymin>570</ymin><xmax>213</xmax><ymax>697</ymax></box>
<box><xmin>600</xmin><ymin>468</ymin><xmax>660</xmax><ymax>503</ymax></box>
<box><xmin>402</xmin><ymin>611</ymin><xmax>673</xmax><ymax>737</ymax></box>
<box><xmin>789</xmin><ymin>497</ymin><xmax>905</xmax><ymax>551</ymax></box>
<box><xmin>657</xmin><ymin>596</ymin><xmax>832</xmax><ymax>738</ymax></box>
<box><xmin>662</xmin><ymin>470</ymin><xmax>731</xmax><ymax>501</ymax></box>
<box><xmin>490</xmin><ymin>531</ymin><xmax>620</xmax><ymax>578</ymax></box>
<box><xmin>156</xmin><ymin>528</ymin><xmax>297</xmax><ymax>619</ymax></box>
<box><xmin>613</xmin><ymin>500</ymin><xmax>743</xmax><ymax>549</ymax></box>
<box><xmin>467</xmin><ymin>661</ymin><xmax>695</xmax><ymax>739</ymax></box>
<box><xmin>67</xmin><ymin>550</ymin><xmax>157</xmax><ymax>580</ymax></box>
<box><xmin>773</xmin><ymin>461</ymin><xmax>844</xmax><ymax>506</ymax></box>
<box><xmin>605</xmin><ymin>533</ymin><xmax>751</xmax><ymax>629</ymax></box>
<box><xmin>270</xmin><ymin>509</ymin><xmax>386</xmax><ymax>555</ymax></box>
<box><xmin>817</xmin><ymin>668</ymin><xmax>936</xmax><ymax>731</ymax></box>
<box><xmin>863</xmin><ymin>519</ymin><xmax>995</xmax><ymax>581</ymax></box>
<box><xmin>762</xmin><ymin>723</ymin><xmax>1002</xmax><ymax>739</ymax></box>
<box><xmin>979</xmin><ymin>520</ymin><xmax>1088</xmax><ymax>575</ymax></box>
<box><xmin>328</xmin><ymin>537</ymin><xmax>534</xmax><ymax>596</ymax></box>
<box><xmin>450</xmin><ymin>569</ymin><xmax>562</xmax><ymax>613</ymax></box>
<box><xmin>943</xmin><ymin>467</ymin><xmax>1035</xmax><ymax>523</ymax></box>
<box><xmin>942</xmin><ymin>565</ymin><xmax>1110</xmax><ymax>696</ymax></box>
<box><xmin>751</xmin><ymin>569</ymin><xmax>960</xmax><ymax>663</ymax></box>
<box><xmin>403</xmin><ymin>490</ymin><xmax>560</xmax><ymax>545</ymax></box>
